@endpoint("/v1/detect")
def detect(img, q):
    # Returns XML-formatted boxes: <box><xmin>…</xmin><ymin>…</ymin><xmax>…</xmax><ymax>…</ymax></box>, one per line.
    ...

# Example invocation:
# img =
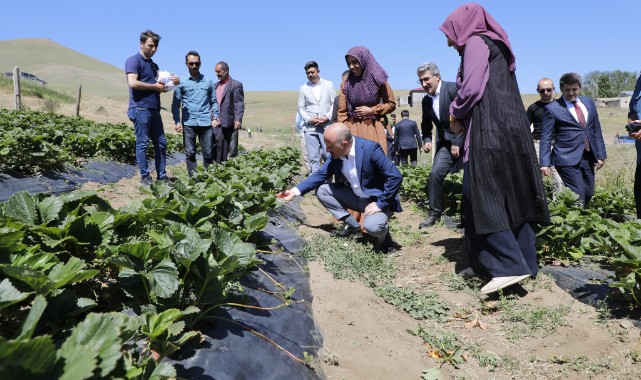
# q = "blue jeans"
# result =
<box><xmin>183</xmin><ymin>125</ymin><xmax>213</xmax><ymax>176</ymax></box>
<box><xmin>128</xmin><ymin>107</ymin><xmax>167</xmax><ymax>179</ymax></box>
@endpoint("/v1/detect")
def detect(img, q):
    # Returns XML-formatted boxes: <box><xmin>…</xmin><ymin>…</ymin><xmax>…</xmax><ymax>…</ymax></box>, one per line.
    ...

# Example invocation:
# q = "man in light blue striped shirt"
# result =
<box><xmin>171</xmin><ymin>51</ymin><xmax>219</xmax><ymax>176</ymax></box>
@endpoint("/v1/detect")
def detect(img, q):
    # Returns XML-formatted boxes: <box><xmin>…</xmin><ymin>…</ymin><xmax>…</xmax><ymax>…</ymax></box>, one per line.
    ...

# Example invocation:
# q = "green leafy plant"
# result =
<box><xmin>375</xmin><ymin>285</ymin><xmax>450</xmax><ymax>322</ymax></box>
<box><xmin>0</xmin><ymin>109</ymin><xmax>183</xmax><ymax>174</ymax></box>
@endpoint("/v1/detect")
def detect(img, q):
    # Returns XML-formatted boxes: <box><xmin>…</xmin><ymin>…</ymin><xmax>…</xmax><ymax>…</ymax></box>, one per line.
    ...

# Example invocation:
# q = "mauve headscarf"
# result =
<box><xmin>439</xmin><ymin>2</ymin><xmax>516</xmax><ymax>71</ymax></box>
<box><xmin>344</xmin><ymin>46</ymin><xmax>388</xmax><ymax>118</ymax></box>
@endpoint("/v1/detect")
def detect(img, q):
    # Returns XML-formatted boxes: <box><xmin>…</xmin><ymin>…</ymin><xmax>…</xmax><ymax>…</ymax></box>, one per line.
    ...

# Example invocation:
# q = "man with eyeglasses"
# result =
<box><xmin>527</xmin><ymin>78</ymin><xmax>563</xmax><ymax>195</ymax></box>
<box><xmin>297</xmin><ymin>61</ymin><xmax>335</xmax><ymax>173</ymax></box>
<box><xmin>540</xmin><ymin>72</ymin><xmax>607</xmax><ymax>207</ymax></box>
<box><xmin>416</xmin><ymin>62</ymin><xmax>464</xmax><ymax>229</ymax></box>
<box><xmin>171</xmin><ymin>51</ymin><xmax>219</xmax><ymax>176</ymax></box>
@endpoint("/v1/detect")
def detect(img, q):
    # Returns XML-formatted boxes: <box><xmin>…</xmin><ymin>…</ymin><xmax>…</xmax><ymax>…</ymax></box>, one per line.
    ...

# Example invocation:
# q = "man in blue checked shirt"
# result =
<box><xmin>172</xmin><ymin>51</ymin><xmax>219</xmax><ymax>176</ymax></box>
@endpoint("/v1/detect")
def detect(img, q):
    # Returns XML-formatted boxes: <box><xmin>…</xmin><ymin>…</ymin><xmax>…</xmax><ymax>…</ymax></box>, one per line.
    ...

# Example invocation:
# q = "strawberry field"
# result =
<box><xmin>0</xmin><ymin>110</ymin><xmax>183</xmax><ymax>174</ymax></box>
<box><xmin>0</xmin><ymin>135</ymin><xmax>302</xmax><ymax>378</ymax></box>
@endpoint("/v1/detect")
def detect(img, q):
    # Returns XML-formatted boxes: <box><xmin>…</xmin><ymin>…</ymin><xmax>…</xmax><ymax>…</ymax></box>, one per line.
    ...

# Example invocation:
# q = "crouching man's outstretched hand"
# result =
<box><xmin>276</xmin><ymin>189</ymin><xmax>296</xmax><ymax>202</ymax></box>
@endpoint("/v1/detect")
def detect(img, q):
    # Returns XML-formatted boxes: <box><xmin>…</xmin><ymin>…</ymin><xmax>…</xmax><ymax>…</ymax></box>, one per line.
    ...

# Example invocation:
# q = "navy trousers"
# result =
<box><xmin>634</xmin><ymin>141</ymin><xmax>641</xmax><ymax>219</ymax></box>
<box><xmin>555</xmin><ymin>150</ymin><xmax>596</xmax><ymax>207</ymax></box>
<box><xmin>463</xmin><ymin>162</ymin><xmax>538</xmax><ymax>278</ymax></box>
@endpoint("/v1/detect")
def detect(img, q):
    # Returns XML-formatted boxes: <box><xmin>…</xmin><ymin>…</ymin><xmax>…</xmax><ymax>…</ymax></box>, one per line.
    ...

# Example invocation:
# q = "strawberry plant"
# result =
<box><xmin>0</xmin><ymin>146</ymin><xmax>305</xmax><ymax>377</ymax></box>
<box><xmin>0</xmin><ymin>109</ymin><xmax>183</xmax><ymax>174</ymax></box>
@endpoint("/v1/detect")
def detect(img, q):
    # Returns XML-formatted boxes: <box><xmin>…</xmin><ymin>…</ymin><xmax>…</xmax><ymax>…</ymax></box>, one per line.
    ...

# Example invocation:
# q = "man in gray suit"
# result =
<box><xmin>213</xmin><ymin>61</ymin><xmax>244</xmax><ymax>163</ymax></box>
<box><xmin>417</xmin><ymin>62</ymin><xmax>464</xmax><ymax>228</ymax></box>
<box><xmin>298</xmin><ymin>61</ymin><xmax>335</xmax><ymax>173</ymax></box>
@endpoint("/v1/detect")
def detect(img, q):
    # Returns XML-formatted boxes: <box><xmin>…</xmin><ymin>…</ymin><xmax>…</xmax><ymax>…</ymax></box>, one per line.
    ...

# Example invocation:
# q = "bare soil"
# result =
<box><xmin>80</xmin><ymin>169</ymin><xmax>641</xmax><ymax>379</ymax></box>
<box><xmin>5</xmin><ymin>90</ymin><xmax>640</xmax><ymax>379</ymax></box>
<box><xmin>297</xmin><ymin>195</ymin><xmax>641</xmax><ymax>380</ymax></box>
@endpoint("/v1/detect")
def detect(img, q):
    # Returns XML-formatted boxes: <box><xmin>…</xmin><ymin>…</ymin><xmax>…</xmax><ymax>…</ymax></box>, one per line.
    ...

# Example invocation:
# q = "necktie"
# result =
<box><xmin>571</xmin><ymin>101</ymin><xmax>590</xmax><ymax>151</ymax></box>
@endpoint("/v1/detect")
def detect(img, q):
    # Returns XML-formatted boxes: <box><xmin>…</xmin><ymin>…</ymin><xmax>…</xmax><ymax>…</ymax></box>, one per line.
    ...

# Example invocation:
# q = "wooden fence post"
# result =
<box><xmin>13</xmin><ymin>66</ymin><xmax>21</xmax><ymax>110</ymax></box>
<box><xmin>76</xmin><ymin>83</ymin><xmax>82</xmax><ymax>116</ymax></box>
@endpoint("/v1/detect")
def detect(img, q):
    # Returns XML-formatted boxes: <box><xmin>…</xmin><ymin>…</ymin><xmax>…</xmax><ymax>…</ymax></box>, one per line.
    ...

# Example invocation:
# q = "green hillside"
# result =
<box><xmin>0</xmin><ymin>38</ymin><xmax>127</xmax><ymax>100</ymax></box>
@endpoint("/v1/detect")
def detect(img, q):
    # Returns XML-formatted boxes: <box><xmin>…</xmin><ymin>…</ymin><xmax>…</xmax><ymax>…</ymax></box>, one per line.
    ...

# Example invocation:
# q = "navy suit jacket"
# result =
<box><xmin>213</xmin><ymin>78</ymin><xmax>244</xmax><ymax>128</ymax></box>
<box><xmin>393</xmin><ymin>118</ymin><xmax>421</xmax><ymax>150</ymax></box>
<box><xmin>296</xmin><ymin>137</ymin><xmax>403</xmax><ymax>212</ymax></box>
<box><xmin>421</xmin><ymin>81</ymin><xmax>464</xmax><ymax>149</ymax></box>
<box><xmin>540</xmin><ymin>96</ymin><xmax>607</xmax><ymax>167</ymax></box>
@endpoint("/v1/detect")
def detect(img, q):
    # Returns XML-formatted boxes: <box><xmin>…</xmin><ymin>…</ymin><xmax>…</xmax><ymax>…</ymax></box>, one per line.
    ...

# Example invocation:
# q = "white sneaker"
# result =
<box><xmin>480</xmin><ymin>275</ymin><xmax>530</xmax><ymax>294</ymax></box>
<box><xmin>458</xmin><ymin>267</ymin><xmax>477</xmax><ymax>279</ymax></box>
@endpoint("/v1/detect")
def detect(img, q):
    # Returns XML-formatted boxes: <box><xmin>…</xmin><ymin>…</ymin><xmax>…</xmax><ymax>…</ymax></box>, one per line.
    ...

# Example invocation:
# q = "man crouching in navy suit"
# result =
<box><xmin>278</xmin><ymin>122</ymin><xmax>403</xmax><ymax>253</ymax></box>
<box><xmin>540</xmin><ymin>72</ymin><xmax>607</xmax><ymax>207</ymax></box>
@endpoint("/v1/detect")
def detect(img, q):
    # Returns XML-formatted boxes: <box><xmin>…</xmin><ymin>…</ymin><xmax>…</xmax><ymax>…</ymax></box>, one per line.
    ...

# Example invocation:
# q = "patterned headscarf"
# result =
<box><xmin>439</xmin><ymin>3</ymin><xmax>516</xmax><ymax>71</ymax></box>
<box><xmin>344</xmin><ymin>46</ymin><xmax>389</xmax><ymax>117</ymax></box>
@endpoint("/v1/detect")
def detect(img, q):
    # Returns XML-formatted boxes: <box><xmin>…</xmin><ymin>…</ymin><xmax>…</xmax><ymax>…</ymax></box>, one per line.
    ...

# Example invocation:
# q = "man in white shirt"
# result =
<box><xmin>417</xmin><ymin>62</ymin><xmax>464</xmax><ymax>228</ymax></box>
<box><xmin>279</xmin><ymin>123</ymin><xmax>403</xmax><ymax>253</ymax></box>
<box><xmin>540</xmin><ymin>72</ymin><xmax>607</xmax><ymax>207</ymax></box>
<box><xmin>297</xmin><ymin>61</ymin><xmax>335</xmax><ymax>173</ymax></box>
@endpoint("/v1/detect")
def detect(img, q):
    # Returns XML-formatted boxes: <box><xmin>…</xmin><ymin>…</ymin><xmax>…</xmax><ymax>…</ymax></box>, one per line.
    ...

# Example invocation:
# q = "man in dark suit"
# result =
<box><xmin>393</xmin><ymin>110</ymin><xmax>421</xmax><ymax>166</ymax></box>
<box><xmin>213</xmin><ymin>61</ymin><xmax>244</xmax><ymax>163</ymax></box>
<box><xmin>416</xmin><ymin>62</ymin><xmax>464</xmax><ymax>228</ymax></box>
<box><xmin>279</xmin><ymin>123</ymin><xmax>403</xmax><ymax>252</ymax></box>
<box><xmin>629</xmin><ymin>72</ymin><xmax>641</xmax><ymax>219</ymax></box>
<box><xmin>540</xmin><ymin>72</ymin><xmax>607</xmax><ymax>207</ymax></box>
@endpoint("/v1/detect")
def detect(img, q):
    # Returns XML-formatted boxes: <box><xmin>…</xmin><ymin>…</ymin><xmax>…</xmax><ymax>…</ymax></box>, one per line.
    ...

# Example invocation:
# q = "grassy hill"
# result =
<box><xmin>0</xmin><ymin>38</ymin><xmax>631</xmax><ymax>154</ymax></box>
<box><xmin>0</xmin><ymin>38</ymin><xmax>127</xmax><ymax>100</ymax></box>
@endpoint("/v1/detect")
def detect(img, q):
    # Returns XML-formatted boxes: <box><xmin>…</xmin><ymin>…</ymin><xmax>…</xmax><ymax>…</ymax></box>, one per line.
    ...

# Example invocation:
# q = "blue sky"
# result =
<box><xmin>3</xmin><ymin>0</ymin><xmax>640</xmax><ymax>92</ymax></box>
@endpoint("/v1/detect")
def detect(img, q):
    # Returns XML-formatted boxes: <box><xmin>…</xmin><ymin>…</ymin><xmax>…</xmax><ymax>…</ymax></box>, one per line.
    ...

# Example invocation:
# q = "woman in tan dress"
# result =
<box><xmin>338</xmin><ymin>46</ymin><xmax>396</xmax><ymax>152</ymax></box>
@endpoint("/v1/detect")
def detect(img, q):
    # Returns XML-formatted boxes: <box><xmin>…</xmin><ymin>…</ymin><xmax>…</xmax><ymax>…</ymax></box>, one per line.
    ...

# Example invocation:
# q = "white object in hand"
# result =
<box><xmin>156</xmin><ymin>70</ymin><xmax>175</xmax><ymax>91</ymax></box>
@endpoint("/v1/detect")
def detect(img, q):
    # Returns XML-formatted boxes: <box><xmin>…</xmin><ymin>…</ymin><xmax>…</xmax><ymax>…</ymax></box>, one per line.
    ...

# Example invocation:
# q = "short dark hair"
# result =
<box><xmin>391</xmin><ymin>114</ymin><xmax>397</xmax><ymax>118</ymax></box>
<box><xmin>185</xmin><ymin>51</ymin><xmax>200</xmax><ymax>62</ymax></box>
<box><xmin>304</xmin><ymin>61</ymin><xmax>319</xmax><ymax>71</ymax></box>
<box><xmin>559</xmin><ymin>72</ymin><xmax>582</xmax><ymax>89</ymax></box>
<box><xmin>401</xmin><ymin>110</ymin><xmax>409</xmax><ymax>118</ymax></box>
<box><xmin>216</xmin><ymin>61</ymin><xmax>229</xmax><ymax>72</ymax></box>
<box><xmin>140</xmin><ymin>30</ymin><xmax>160</xmax><ymax>45</ymax></box>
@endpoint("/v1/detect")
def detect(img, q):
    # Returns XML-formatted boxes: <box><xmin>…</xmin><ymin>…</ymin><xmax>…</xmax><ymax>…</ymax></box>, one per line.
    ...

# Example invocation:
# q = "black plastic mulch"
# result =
<box><xmin>0</xmin><ymin>154</ymin><xmax>186</xmax><ymax>201</ymax></box>
<box><xmin>171</xmin><ymin>203</ymin><xmax>323</xmax><ymax>379</ymax></box>
<box><xmin>541</xmin><ymin>265</ymin><xmax>641</xmax><ymax>326</ymax></box>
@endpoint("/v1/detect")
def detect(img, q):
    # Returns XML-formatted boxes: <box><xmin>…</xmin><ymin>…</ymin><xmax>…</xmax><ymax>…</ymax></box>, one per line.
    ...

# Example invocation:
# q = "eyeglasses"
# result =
<box><xmin>417</xmin><ymin>77</ymin><xmax>433</xmax><ymax>85</ymax></box>
<box><xmin>187</xmin><ymin>62</ymin><xmax>201</xmax><ymax>67</ymax></box>
<box><xmin>538</xmin><ymin>88</ymin><xmax>554</xmax><ymax>94</ymax></box>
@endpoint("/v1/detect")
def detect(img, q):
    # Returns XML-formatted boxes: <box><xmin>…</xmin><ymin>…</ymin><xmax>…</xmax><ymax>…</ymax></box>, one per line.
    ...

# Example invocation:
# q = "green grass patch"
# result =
<box><xmin>472</xmin><ymin>351</ymin><xmax>519</xmax><ymax>372</ymax></box>
<box><xmin>299</xmin><ymin>235</ymin><xmax>396</xmax><ymax>287</ymax></box>
<box><xmin>375</xmin><ymin>285</ymin><xmax>450</xmax><ymax>322</ymax></box>
<box><xmin>0</xmin><ymin>76</ymin><xmax>74</xmax><ymax>103</ymax></box>
<box><xmin>492</xmin><ymin>295</ymin><xmax>571</xmax><ymax>341</ymax></box>
<box><xmin>550</xmin><ymin>355</ymin><xmax>616</xmax><ymax>378</ymax></box>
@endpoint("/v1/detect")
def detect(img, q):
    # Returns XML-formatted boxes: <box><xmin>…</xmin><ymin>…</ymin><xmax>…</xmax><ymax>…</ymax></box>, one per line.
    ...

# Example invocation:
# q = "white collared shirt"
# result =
<box><xmin>340</xmin><ymin>138</ymin><xmax>367</xmax><ymax>198</ymax></box>
<box><xmin>426</xmin><ymin>80</ymin><xmax>442</xmax><ymax>121</ymax></box>
<box><xmin>564</xmin><ymin>97</ymin><xmax>589</xmax><ymax>124</ymax></box>
<box><xmin>290</xmin><ymin>138</ymin><xmax>366</xmax><ymax>198</ymax></box>
<box><xmin>310</xmin><ymin>79</ymin><xmax>322</xmax><ymax>102</ymax></box>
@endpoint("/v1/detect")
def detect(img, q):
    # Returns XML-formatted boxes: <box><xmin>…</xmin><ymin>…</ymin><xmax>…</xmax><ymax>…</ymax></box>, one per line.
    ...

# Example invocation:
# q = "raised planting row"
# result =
<box><xmin>0</xmin><ymin>109</ymin><xmax>183</xmax><ymax>174</ymax></box>
<box><xmin>0</xmin><ymin>147</ymin><xmax>301</xmax><ymax>379</ymax></box>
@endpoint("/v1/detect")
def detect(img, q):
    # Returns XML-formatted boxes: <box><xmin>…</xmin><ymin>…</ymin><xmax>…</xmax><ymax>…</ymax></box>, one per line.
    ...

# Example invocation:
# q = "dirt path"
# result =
<box><xmin>297</xmin><ymin>195</ymin><xmax>641</xmax><ymax>380</ymax></box>
<box><xmin>81</xmin><ymin>169</ymin><xmax>641</xmax><ymax>380</ymax></box>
